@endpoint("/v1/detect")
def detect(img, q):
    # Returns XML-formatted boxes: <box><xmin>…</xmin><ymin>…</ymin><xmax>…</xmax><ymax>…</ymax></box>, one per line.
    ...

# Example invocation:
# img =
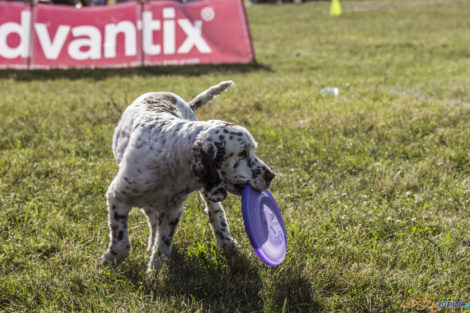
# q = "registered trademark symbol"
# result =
<box><xmin>201</xmin><ymin>7</ymin><xmax>215</xmax><ymax>22</ymax></box>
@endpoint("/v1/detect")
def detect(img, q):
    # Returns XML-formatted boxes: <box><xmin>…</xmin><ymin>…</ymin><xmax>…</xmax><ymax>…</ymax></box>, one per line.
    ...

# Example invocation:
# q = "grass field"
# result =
<box><xmin>1</xmin><ymin>0</ymin><xmax>469</xmax><ymax>312</ymax></box>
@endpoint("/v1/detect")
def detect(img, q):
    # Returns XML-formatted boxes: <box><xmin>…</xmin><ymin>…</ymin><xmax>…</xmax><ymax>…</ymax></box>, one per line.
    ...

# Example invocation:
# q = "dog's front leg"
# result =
<box><xmin>201</xmin><ymin>193</ymin><xmax>237</xmax><ymax>249</ymax></box>
<box><xmin>98</xmin><ymin>192</ymin><xmax>132</xmax><ymax>265</ymax></box>
<box><xmin>147</xmin><ymin>206</ymin><xmax>183</xmax><ymax>274</ymax></box>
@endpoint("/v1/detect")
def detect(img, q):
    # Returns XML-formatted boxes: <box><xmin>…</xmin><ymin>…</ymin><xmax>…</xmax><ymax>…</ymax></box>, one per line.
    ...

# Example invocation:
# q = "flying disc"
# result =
<box><xmin>241</xmin><ymin>185</ymin><xmax>287</xmax><ymax>266</ymax></box>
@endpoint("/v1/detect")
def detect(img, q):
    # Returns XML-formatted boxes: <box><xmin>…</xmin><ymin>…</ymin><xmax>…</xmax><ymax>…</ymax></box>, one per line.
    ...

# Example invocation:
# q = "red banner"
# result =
<box><xmin>142</xmin><ymin>0</ymin><xmax>254</xmax><ymax>66</ymax></box>
<box><xmin>31</xmin><ymin>2</ymin><xmax>142</xmax><ymax>68</ymax></box>
<box><xmin>0</xmin><ymin>2</ymin><xmax>30</xmax><ymax>69</ymax></box>
<box><xmin>0</xmin><ymin>0</ymin><xmax>254</xmax><ymax>69</ymax></box>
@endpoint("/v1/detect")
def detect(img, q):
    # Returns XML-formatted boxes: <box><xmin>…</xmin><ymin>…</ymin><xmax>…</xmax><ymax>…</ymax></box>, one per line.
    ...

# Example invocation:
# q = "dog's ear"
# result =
<box><xmin>192</xmin><ymin>138</ymin><xmax>227</xmax><ymax>202</ymax></box>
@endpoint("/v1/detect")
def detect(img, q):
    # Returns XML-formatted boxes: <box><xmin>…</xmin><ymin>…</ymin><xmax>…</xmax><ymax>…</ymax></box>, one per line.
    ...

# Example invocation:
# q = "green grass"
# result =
<box><xmin>1</xmin><ymin>0</ymin><xmax>469</xmax><ymax>312</ymax></box>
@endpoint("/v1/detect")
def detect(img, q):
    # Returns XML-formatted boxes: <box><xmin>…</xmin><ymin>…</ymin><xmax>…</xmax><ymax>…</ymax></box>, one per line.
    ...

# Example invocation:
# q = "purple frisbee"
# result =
<box><xmin>241</xmin><ymin>185</ymin><xmax>287</xmax><ymax>266</ymax></box>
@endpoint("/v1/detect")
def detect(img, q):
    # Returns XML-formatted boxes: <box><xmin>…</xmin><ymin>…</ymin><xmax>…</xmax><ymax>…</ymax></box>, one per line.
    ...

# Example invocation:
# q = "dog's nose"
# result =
<box><xmin>264</xmin><ymin>169</ymin><xmax>275</xmax><ymax>184</ymax></box>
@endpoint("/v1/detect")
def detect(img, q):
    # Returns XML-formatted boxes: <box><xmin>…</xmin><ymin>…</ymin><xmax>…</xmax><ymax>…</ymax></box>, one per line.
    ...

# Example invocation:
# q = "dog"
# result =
<box><xmin>98</xmin><ymin>81</ymin><xmax>275</xmax><ymax>273</ymax></box>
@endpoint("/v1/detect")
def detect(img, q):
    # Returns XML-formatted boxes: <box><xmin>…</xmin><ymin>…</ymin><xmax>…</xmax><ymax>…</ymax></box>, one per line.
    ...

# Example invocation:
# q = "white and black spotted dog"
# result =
<box><xmin>99</xmin><ymin>81</ymin><xmax>275</xmax><ymax>273</ymax></box>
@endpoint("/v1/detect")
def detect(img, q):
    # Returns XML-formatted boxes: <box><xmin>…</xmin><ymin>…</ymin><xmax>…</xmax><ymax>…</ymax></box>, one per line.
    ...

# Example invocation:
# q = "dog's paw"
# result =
<box><xmin>97</xmin><ymin>249</ymin><xmax>129</xmax><ymax>266</ymax></box>
<box><xmin>146</xmin><ymin>262</ymin><xmax>169</xmax><ymax>278</ymax></box>
<box><xmin>147</xmin><ymin>252</ymin><xmax>169</xmax><ymax>275</ymax></box>
<box><xmin>218</xmin><ymin>237</ymin><xmax>238</xmax><ymax>250</ymax></box>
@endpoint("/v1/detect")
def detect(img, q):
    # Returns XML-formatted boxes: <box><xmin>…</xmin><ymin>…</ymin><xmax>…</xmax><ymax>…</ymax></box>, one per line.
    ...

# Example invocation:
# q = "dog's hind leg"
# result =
<box><xmin>98</xmin><ymin>189</ymin><xmax>132</xmax><ymax>265</ymax></box>
<box><xmin>147</xmin><ymin>203</ymin><xmax>184</xmax><ymax>274</ymax></box>
<box><xmin>143</xmin><ymin>208</ymin><xmax>159</xmax><ymax>253</ymax></box>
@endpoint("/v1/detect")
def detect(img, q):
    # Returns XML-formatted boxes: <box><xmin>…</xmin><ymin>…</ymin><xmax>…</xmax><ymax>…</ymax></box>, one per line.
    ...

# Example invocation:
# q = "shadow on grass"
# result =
<box><xmin>119</xmin><ymin>248</ymin><xmax>319</xmax><ymax>312</ymax></box>
<box><xmin>0</xmin><ymin>62</ymin><xmax>273</xmax><ymax>82</ymax></box>
<box><xmin>270</xmin><ymin>264</ymin><xmax>321</xmax><ymax>312</ymax></box>
<box><xmin>151</xmin><ymin>248</ymin><xmax>263</xmax><ymax>312</ymax></box>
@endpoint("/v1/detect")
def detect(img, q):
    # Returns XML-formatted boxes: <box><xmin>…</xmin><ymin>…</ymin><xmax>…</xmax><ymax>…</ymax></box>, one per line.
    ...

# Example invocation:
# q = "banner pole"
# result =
<box><xmin>239</xmin><ymin>0</ymin><xmax>256</xmax><ymax>64</ymax></box>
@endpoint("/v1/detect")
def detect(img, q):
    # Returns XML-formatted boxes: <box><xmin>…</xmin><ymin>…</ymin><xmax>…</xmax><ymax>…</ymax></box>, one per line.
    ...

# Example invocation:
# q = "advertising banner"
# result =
<box><xmin>142</xmin><ymin>0</ymin><xmax>254</xmax><ymax>66</ymax></box>
<box><xmin>0</xmin><ymin>0</ymin><xmax>254</xmax><ymax>69</ymax></box>
<box><xmin>30</xmin><ymin>2</ymin><xmax>142</xmax><ymax>68</ymax></box>
<box><xmin>0</xmin><ymin>2</ymin><xmax>30</xmax><ymax>69</ymax></box>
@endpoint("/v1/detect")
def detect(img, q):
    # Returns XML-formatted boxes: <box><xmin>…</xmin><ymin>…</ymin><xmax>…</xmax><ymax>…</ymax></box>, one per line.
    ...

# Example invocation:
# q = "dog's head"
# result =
<box><xmin>192</xmin><ymin>123</ymin><xmax>275</xmax><ymax>202</ymax></box>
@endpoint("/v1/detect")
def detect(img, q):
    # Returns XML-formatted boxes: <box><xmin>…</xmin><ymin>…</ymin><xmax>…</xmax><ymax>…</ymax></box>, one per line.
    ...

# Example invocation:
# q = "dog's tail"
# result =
<box><xmin>188</xmin><ymin>80</ymin><xmax>235</xmax><ymax>111</ymax></box>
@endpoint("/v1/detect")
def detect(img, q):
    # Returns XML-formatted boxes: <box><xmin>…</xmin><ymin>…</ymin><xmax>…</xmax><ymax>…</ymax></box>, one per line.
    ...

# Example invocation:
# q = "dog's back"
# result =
<box><xmin>112</xmin><ymin>81</ymin><xmax>234</xmax><ymax>165</ymax></box>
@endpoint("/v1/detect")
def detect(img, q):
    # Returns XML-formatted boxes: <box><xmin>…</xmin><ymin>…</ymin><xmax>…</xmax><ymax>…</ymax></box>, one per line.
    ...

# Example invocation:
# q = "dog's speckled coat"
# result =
<box><xmin>98</xmin><ymin>81</ymin><xmax>275</xmax><ymax>273</ymax></box>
